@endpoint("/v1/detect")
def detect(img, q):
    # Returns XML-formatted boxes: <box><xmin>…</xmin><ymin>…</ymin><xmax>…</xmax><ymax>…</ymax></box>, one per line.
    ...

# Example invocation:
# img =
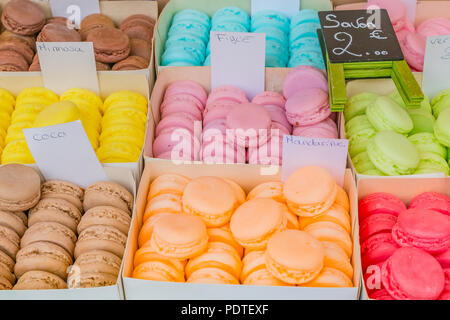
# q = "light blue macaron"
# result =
<box><xmin>289</xmin><ymin>22</ymin><xmax>321</xmax><ymax>43</ymax></box>
<box><xmin>162</xmin><ymin>45</ymin><xmax>204</xmax><ymax>66</ymax></box>
<box><xmin>165</xmin><ymin>34</ymin><xmax>207</xmax><ymax>55</ymax></box>
<box><xmin>172</xmin><ymin>9</ymin><xmax>211</xmax><ymax>28</ymax></box>
<box><xmin>212</xmin><ymin>7</ymin><xmax>250</xmax><ymax>30</ymax></box>
<box><xmin>291</xmin><ymin>9</ymin><xmax>320</xmax><ymax>28</ymax></box>
<box><xmin>211</xmin><ymin>22</ymin><xmax>249</xmax><ymax>33</ymax></box>
<box><xmin>251</xmin><ymin>11</ymin><xmax>290</xmax><ymax>34</ymax></box>
<box><xmin>289</xmin><ymin>36</ymin><xmax>321</xmax><ymax>52</ymax></box>
<box><xmin>168</xmin><ymin>21</ymin><xmax>210</xmax><ymax>43</ymax></box>
<box><xmin>206</xmin><ymin>41</ymin><xmax>210</xmax><ymax>56</ymax></box>
<box><xmin>203</xmin><ymin>54</ymin><xmax>211</xmax><ymax>66</ymax></box>
<box><xmin>265</xmin><ymin>39</ymin><xmax>289</xmax><ymax>67</ymax></box>
<box><xmin>288</xmin><ymin>49</ymin><xmax>325</xmax><ymax>69</ymax></box>
<box><xmin>253</xmin><ymin>26</ymin><xmax>289</xmax><ymax>48</ymax></box>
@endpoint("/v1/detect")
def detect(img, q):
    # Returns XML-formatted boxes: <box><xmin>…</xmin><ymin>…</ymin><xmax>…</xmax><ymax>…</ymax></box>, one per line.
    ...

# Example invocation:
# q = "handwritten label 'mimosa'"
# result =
<box><xmin>37</xmin><ymin>41</ymin><xmax>99</xmax><ymax>95</ymax></box>
<box><xmin>423</xmin><ymin>35</ymin><xmax>450</xmax><ymax>98</ymax></box>
<box><xmin>211</xmin><ymin>31</ymin><xmax>265</xmax><ymax>99</ymax></box>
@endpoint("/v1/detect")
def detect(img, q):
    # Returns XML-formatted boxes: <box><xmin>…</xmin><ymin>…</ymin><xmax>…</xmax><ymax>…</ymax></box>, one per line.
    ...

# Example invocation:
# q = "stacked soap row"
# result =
<box><xmin>359</xmin><ymin>191</ymin><xmax>450</xmax><ymax>300</ymax></box>
<box><xmin>0</xmin><ymin>0</ymin><xmax>153</xmax><ymax>71</ymax></box>
<box><xmin>153</xmin><ymin>66</ymin><xmax>336</xmax><ymax>164</ymax></box>
<box><xmin>0</xmin><ymin>163</ymin><xmax>134</xmax><ymax>290</ymax></box>
<box><xmin>344</xmin><ymin>90</ymin><xmax>450</xmax><ymax>176</ymax></box>
<box><xmin>0</xmin><ymin>87</ymin><xmax>148</xmax><ymax>165</ymax></box>
<box><xmin>133</xmin><ymin>166</ymin><xmax>354</xmax><ymax>287</ymax></box>
<box><xmin>162</xmin><ymin>7</ymin><xmax>325</xmax><ymax>69</ymax></box>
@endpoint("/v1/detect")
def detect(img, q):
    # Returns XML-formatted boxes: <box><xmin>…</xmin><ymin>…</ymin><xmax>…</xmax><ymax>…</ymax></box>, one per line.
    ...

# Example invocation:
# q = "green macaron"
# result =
<box><xmin>367</xmin><ymin>131</ymin><xmax>420</xmax><ymax>176</ymax></box>
<box><xmin>366</xmin><ymin>96</ymin><xmax>413</xmax><ymax>135</ymax></box>
<box><xmin>353</xmin><ymin>151</ymin><xmax>377</xmax><ymax>174</ymax></box>
<box><xmin>390</xmin><ymin>90</ymin><xmax>432</xmax><ymax>113</ymax></box>
<box><xmin>408</xmin><ymin>133</ymin><xmax>447</xmax><ymax>159</ymax></box>
<box><xmin>344</xmin><ymin>92</ymin><xmax>378</xmax><ymax>121</ymax></box>
<box><xmin>415</xmin><ymin>152</ymin><xmax>449</xmax><ymax>176</ymax></box>
<box><xmin>345</xmin><ymin>115</ymin><xmax>377</xmax><ymax>158</ymax></box>
<box><xmin>434</xmin><ymin>107</ymin><xmax>450</xmax><ymax>147</ymax></box>
<box><xmin>431</xmin><ymin>88</ymin><xmax>450</xmax><ymax>118</ymax></box>
<box><xmin>361</xmin><ymin>169</ymin><xmax>386</xmax><ymax>176</ymax></box>
<box><xmin>407</xmin><ymin>109</ymin><xmax>435</xmax><ymax>135</ymax></box>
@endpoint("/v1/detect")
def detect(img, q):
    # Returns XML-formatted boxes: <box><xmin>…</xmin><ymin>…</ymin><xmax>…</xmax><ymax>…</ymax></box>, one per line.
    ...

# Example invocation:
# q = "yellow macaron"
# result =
<box><xmin>0</xmin><ymin>110</ymin><xmax>11</xmax><ymax>130</ymax></box>
<box><xmin>101</xmin><ymin>115</ymin><xmax>146</xmax><ymax>133</ymax></box>
<box><xmin>32</xmin><ymin>101</ymin><xmax>81</xmax><ymax>127</ymax></box>
<box><xmin>0</xmin><ymin>99</ymin><xmax>14</xmax><ymax>115</ymax></box>
<box><xmin>100</xmin><ymin>125</ymin><xmax>145</xmax><ymax>147</ymax></box>
<box><xmin>60</xmin><ymin>88</ymin><xmax>103</xmax><ymax>112</ymax></box>
<box><xmin>96</xmin><ymin>141</ymin><xmax>142</xmax><ymax>163</ymax></box>
<box><xmin>104</xmin><ymin>100</ymin><xmax>148</xmax><ymax>115</ymax></box>
<box><xmin>5</xmin><ymin>121</ymin><xmax>32</xmax><ymax>145</ymax></box>
<box><xmin>16</xmin><ymin>87</ymin><xmax>59</xmax><ymax>107</ymax></box>
<box><xmin>0</xmin><ymin>88</ymin><xmax>15</xmax><ymax>106</ymax></box>
<box><xmin>1</xmin><ymin>139</ymin><xmax>34</xmax><ymax>164</ymax></box>
<box><xmin>103</xmin><ymin>90</ymin><xmax>147</xmax><ymax>114</ymax></box>
<box><xmin>102</xmin><ymin>107</ymin><xmax>148</xmax><ymax>127</ymax></box>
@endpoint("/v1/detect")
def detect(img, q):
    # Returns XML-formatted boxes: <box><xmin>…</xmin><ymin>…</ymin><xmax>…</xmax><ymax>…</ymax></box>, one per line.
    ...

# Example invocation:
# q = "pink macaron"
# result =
<box><xmin>203</xmin><ymin>104</ymin><xmax>235</xmax><ymax>126</ymax></box>
<box><xmin>283</xmin><ymin>65</ymin><xmax>328</xmax><ymax>99</ymax></box>
<box><xmin>153</xmin><ymin>130</ymin><xmax>201</xmax><ymax>160</ymax></box>
<box><xmin>367</xmin><ymin>0</ymin><xmax>406</xmax><ymax>31</ymax></box>
<box><xmin>436</xmin><ymin>249</ymin><xmax>450</xmax><ymax>269</ymax></box>
<box><xmin>161</xmin><ymin>93</ymin><xmax>204</xmax><ymax>113</ymax></box>
<box><xmin>164</xmin><ymin>80</ymin><xmax>208</xmax><ymax>106</ymax></box>
<box><xmin>263</xmin><ymin>104</ymin><xmax>292</xmax><ymax>132</ymax></box>
<box><xmin>359</xmin><ymin>213</ymin><xmax>397</xmax><ymax>243</ymax></box>
<box><xmin>361</xmin><ymin>232</ymin><xmax>399</xmax><ymax>269</ymax></box>
<box><xmin>417</xmin><ymin>18</ymin><xmax>450</xmax><ymax>37</ymax></box>
<box><xmin>252</xmin><ymin>91</ymin><xmax>286</xmax><ymax>109</ymax></box>
<box><xmin>226</xmin><ymin>103</ymin><xmax>272</xmax><ymax>148</ymax></box>
<box><xmin>358</xmin><ymin>193</ymin><xmax>406</xmax><ymax>222</ymax></box>
<box><xmin>402</xmin><ymin>33</ymin><xmax>426</xmax><ymax>71</ymax></box>
<box><xmin>370</xmin><ymin>289</ymin><xmax>395</xmax><ymax>300</ymax></box>
<box><xmin>161</xmin><ymin>99</ymin><xmax>203</xmax><ymax>121</ymax></box>
<box><xmin>270</xmin><ymin>121</ymin><xmax>292</xmax><ymax>137</ymax></box>
<box><xmin>285</xmin><ymin>88</ymin><xmax>331</xmax><ymax>126</ymax></box>
<box><xmin>292</xmin><ymin>117</ymin><xmax>338</xmax><ymax>139</ymax></box>
<box><xmin>392</xmin><ymin>208</ymin><xmax>450</xmax><ymax>254</ymax></box>
<box><xmin>203</xmin><ymin>100</ymin><xmax>239</xmax><ymax>115</ymax></box>
<box><xmin>203</xmin><ymin>118</ymin><xmax>227</xmax><ymax>134</ymax></box>
<box><xmin>202</xmin><ymin>140</ymin><xmax>246</xmax><ymax>164</ymax></box>
<box><xmin>382</xmin><ymin>247</ymin><xmax>445</xmax><ymax>300</ymax></box>
<box><xmin>408</xmin><ymin>192</ymin><xmax>450</xmax><ymax>216</ymax></box>
<box><xmin>206</xmin><ymin>86</ymin><xmax>249</xmax><ymax>106</ymax></box>
<box><xmin>155</xmin><ymin>113</ymin><xmax>198</xmax><ymax>137</ymax></box>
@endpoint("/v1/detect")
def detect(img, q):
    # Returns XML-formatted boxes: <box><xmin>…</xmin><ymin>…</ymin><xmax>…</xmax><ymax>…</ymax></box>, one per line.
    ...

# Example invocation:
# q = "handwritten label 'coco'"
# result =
<box><xmin>423</xmin><ymin>35</ymin><xmax>450</xmax><ymax>98</ymax></box>
<box><xmin>37</xmin><ymin>41</ymin><xmax>99</xmax><ymax>95</ymax></box>
<box><xmin>210</xmin><ymin>31</ymin><xmax>266</xmax><ymax>99</ymax></box>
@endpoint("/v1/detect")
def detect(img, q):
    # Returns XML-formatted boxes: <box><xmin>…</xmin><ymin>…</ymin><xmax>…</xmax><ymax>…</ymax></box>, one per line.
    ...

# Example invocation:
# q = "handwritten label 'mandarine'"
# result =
<box><xmin>284</xmin><ymin>135</ymin><xmax>348</xmax><ymax>148</ymax></box>
<box><xmin>37</xmin><ymin>42</ymin><xmax>84</xmax><ymax>53</ymax></box>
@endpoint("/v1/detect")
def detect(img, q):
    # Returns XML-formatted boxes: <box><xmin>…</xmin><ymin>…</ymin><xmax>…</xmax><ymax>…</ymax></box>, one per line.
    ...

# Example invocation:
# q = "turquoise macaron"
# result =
<box><xmin>172</xmin><ymin>9</ymin><xmax>211</xmax><ymax>28</ymax></box>
<box><xmin>291</xmin><ymin>9</ymin><xmax>320</xmax><ymax>28</ymax></box>
<box><xmin>290</xmin><ymin>36</ymin><xmax>321</xmax><ymax>53</ymax></box>
<box><xmin>265</xmin><ymin>39</ymin><xmax>289</xmax><ymax>67</ymax></box>
<box><xmin>162</xmin><ymin>45</ymin><xmax>204</xmax><ymax>66</ymax></box>
<box><xmin>251</xmin><ymin>11</ymin><xmax>290</xmax><ymax>34</ymax></box>
<box><xmin>212</xmin><ymin>7</ymin><xmax>250</xmax><ymax>30</ymax></box>
<box><xmin>288</xmin><ymin>49</ymin><xmax>325</xmax><ymax>69</ymax></box>
<box><xmin>211</xmin><ymin>22</ymin><xmax>248</xmax><ymax>33</ymax></box>
<box><xmin>203</xmin><ymin>54</ymin><xmax>210</xmax><ymax>66</ymax></box>
<box><xmin>253</xmin><ymin>26</ymin><xmax>289</xmax><ymax>48</ymax></box>
<box><xmin>165</xmin><ymin>34</ymin><xmax>207</xmax><ymax>55</ymax></box>
<box><xmin>168</xmin><ymin>21</ymin><xmax>210</xmax><ymax>43</ymax></box>
<box><xmin>290</xmin><ymin>22</ymin><xmax>321</xmax><ymax>43</ymax></box>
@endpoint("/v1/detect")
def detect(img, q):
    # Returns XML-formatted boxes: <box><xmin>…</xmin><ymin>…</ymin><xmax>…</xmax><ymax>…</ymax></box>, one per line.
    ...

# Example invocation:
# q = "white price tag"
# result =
<box><xmin>423</xmin><ymin>34</ymin><xmax>450</xmax><ymax>99</ymax></box>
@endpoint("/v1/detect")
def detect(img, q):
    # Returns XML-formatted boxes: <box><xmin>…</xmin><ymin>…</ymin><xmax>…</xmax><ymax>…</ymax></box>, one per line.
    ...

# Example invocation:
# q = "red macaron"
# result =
<box><xmin>358</xmin><ymin>193</ymin><xmax>406</xmax><ymax>222</ymax></box>
<box><xmin>408</xmin><ymin>192</ymin><xmax>450</xmax><ymax>216</ymax></box>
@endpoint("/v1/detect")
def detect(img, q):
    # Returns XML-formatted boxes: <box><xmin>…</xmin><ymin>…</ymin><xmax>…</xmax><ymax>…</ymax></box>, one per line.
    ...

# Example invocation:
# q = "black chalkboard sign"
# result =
<box><xmin>319</xmin><ymin>9</ymin><xmax>404</xmax><ymax>63</ymax></box>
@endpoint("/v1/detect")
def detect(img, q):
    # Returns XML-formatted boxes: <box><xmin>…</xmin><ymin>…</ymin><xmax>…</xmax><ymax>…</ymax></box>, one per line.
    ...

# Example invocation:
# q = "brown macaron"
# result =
<box><xmin>80</xmin><ymin>13</ymin><xmax>115</xmax><ymax>40</ymax></box>
<box><xmin>46</xmin><ymin>17</ymin><xmax>71</xmax><ymax>27</ymax></box>
<box><xmin>11</xmin><ymin>211</ymin><xmax>27</xmax><ymax>227</ymax></box>
<box><xmin>41</xmin><ymin>180</ymin><xmax>84</xmax><ymax>212</ymax></box>
<box><xmin>0</xmin><ymin>164</ymin><xmax>41</xmax><ymax>212</ymax></box>
<box><xmin>1</xmin><ymin>0</ymin><xmax>46</xmax><ymax>36</ymax></box>
<box><xmin>0</xmin><ymin>50</ymin><xmax>29</xmax><ymax>71</ymax></box>
<box><xmin>29</xmin><ymin>198</ymin><xmax>82</xmax><ymax>233</ymax></box>
<box><xmin>28</xmin><ymin>54</ymin><xmax>40</xmax><ymax>71</ymax></box>
<box><xmin>0</xmin><ymin>275</ymin><xmax>12</xmax><ymax>290</ymax></box>
<box><xmin>21</xmin><ymin>222</ymin><xmax>77</xmax><ymax>256</ymax></box>
<box><xmin>96</xmin><ymin>61</ymin><xmax>111</xmax><ymax>71</ymax></box>
<box><xmin>83</xmin><ymin>181</ymin><xmax>133</xmax><ymax>215</ymax></box>
<box><xmin>112</xmin><ymin>55</ymin><xmax>149</xmax><ymax>71</ymax></box>
<box><xmin>77</xmin><ymin>206</ymin><xmax>131</xmax><ymax>235</ymax></box>
<box><xmin>0</xmin><ymin>30</ymin><xmax>36</xmax><ymax>52</ymax></box>
<box><xmin>36</xmin><ymin>23</ymin><xmax>82</xmax><ymax>42</ymax></box>
<box><xmin>0</xmin><ymin>249</ymin><xmax>15</xmax><ymax>272</ymax></box>
<box><xmin>0</xmin><ymin>261</ymin><xmax>15</xmax><ymax>286</ymax></box>
<box><xmin>129</xmin><ymin>38</ymin><xmax>152</xmax><ymax>61</ymax></box>
<box><xmin>74</xmin><ymin>225</ymin><xmax>127</xmax><ymax>259</ymax></box>
<box><xmin>68</xmin><ymin>270</ymin><xmax>117</xmax><ymax>288</ymax></box>
<box><xmin>120</xmin><ymin>23</ymin><xmax>154</xmax><ymax>43</ymax></box>
<box><xmin>0</xmin><ymin>210</ymin><xmax>26</xmax><ymax>237</ymax></box>
<box><xmin>71</xmin><ymin>250</ymin><xmax>121</xmax><ymax>276</ymax></box>
<box><xmin>14</xmin><ymin>241</ymin><xmax>73</xmax><ymax>280</ymax></box>
<box><xmin>0</xmin><ymin>38</ymin><xmax>34</xmax><ymax>64</ymax></box>
<box><xmin>86</xmin><ymin>27</ymin><xmax>131</xmax><ymax>64</ymax></box>
<box><xmin>120</xmin><ymin>14</ymin><xmax>155</xmax><ymax>31</ymax></box>
<box><xmin>13</xmin><ymin>270</ymin><xmax>67</xmax><ymax>290</ymax></box>
<box><xmin>0</xmin><ymin>225</ymin><xmax>20</xmax><ymax>260</ymax></box>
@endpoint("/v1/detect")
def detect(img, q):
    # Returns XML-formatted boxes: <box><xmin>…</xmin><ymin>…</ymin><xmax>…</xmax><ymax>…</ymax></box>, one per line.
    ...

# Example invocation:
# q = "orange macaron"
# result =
<box><xmin>182</xmin><ymin>177</ymin><xmax>238</xmax><ymax>227</ymax></box>
<box><xmin>303</xmin><ymin>221</ymin><xmax>353</xmax><ymax>257</ymax></box>
<box><xmin>187</xmin><ymin>267</ymin><xmax>239</xmax><ymax>285</ymax></box>
<box><xmin>322</xmin><ymin>241</ymin><xmax>354</xmax><ymax>278</ymax></box>
<box><xmin>265</xmin><ymin>230</ymin><xmax>325</xmax><ymax>285</ymax></box>
<box><xmin>148</xmin><ymin>173</ymin><xmax>190</xmax><ymax>200</ymax></box>
<box><xmin>283</xmin><ymin>166</ymin><xmax>337</xmax><ymax>217</ymax></box>
<box><xmin>138</xmin><ymin>212</ymin><xmax>175</xmax><ymax>248</ymax></box>
<box><xmin>334</xmin><ymin>185</ymin><xmax>350</xmax><ymax>212</ymax></box>
<box><xmin>207</xmin><ymin>226</ymin><xmax>243</xmax><ymax>258</ymax></box>
<box><xmin>302</xmin><ymin>267</ymin><xmax>353</xmax><ymax>287</ymax></box>
<box><xmin>132</xmin><ymin>260</ymin><xmax>185</xmax><ymax>282</ymax></box>
<box><xmin>299</xmin><ymin>203</ymin><xmax>351</xmax><ymax>233</ymax></box>
<box><xmin>230</xmin><ymin>198</ymin><xmax>287</xmax><ymax>250</ymax></box>
<box><xmin>247</xmin><ymin>181</ymin><xmax>284</xmax><ymax>202</ymax></box>
<box><xmin>143</xmin><ymin>193</ymin><xmax>182</xmax><ymax>222</ymax></box>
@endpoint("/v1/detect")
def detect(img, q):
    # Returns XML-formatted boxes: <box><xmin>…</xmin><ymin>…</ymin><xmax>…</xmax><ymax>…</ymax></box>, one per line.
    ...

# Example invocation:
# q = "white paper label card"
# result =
<box><xmin>23</xmin><ymin>120</ymin><xmax>108</xmax><ymax>188</ymax></box>
<box><xmin>401</xmin><ymin>0</ymin><xmax>417</xmax><ymax>23</ymax></box>
<box><xmin>49</xmin><ymin>0</ymin><xmax>100</xmax><ymax>29</ymax></box>
<box><xmin>423</xmin><ymin>35</ymin><xmax>450</xmax><ymax>99</ymax></box>
<box><xmin>281</xmin><ymin>135</ymin><xmax>349</xmax><ymax>186</ymax></box>
<box><xmin>211</xmin><ymin>31</ymin><xmax>265</xmax><ymax>99</ymax></box>
<box><xmin>37</xmin><ymin>42</ymin><xmax>99</xmax><ymax>95</ymax></box>
<box><xmin>251</xmin><ymin>0</ymin><xmax>300</xmax><ymax>18</ymax></box>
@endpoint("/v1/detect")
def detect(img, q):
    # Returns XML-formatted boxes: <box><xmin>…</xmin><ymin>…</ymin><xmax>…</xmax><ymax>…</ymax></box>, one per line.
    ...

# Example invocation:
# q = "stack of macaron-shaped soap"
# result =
<box><xmin>251</xmin><ymin>11</ymin><xmax>290</xmax><ymax>68</ymax></box>
<box><xmin>1</xmin><ymin>87</ymin><xmax>59</xmax><ymax>165</ymax></box>
<box><xmin>359</xmin><ymin>191</ymin><xmax>450</xmax><ymax>300</ymax></box>
<box><xmin>133</xmin><ymin>166</ymin><xmax>354</xmax><ymax>287</ymax></box>
<box><xmin>283</xmin><ymin>66</ymin><xmax>338</xmax><ymax>139</ymax></box>
<box><xmin>153</xmin><ymin>81</ymin><xmax>206</xmax><ymax>161</ymax></box>
<box><xmin>344</xmin><ymin>90</ymin><xmax>449</xmax><ymax>176</ymax></box>
<box><xmin>69</xmin><ymin>181</ymin><xmax>133</xmax><ymax>288</ymax></box>
<box><xmin>0</xmin><ymin>89</ymin><xmax>15</xmax><ymax>160</ymax></box>
<box><xmin>97</xmin><ymin>90</ymin><xmax>148</xmax><ymax>163</ymax></box>
<box><xmin>162</xmin><ymin>9</ymin><xmax>211</xmax><ymax>67</ymax></box>
<box><xmin>289</xmin><ymin>9</ymin><xmax>325</xmax><ymax>69</ymax></box>
<box><xmin>0</xmin><ymin>164</ymin><xmax>40</xmax><ymax>290</ymax></box>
